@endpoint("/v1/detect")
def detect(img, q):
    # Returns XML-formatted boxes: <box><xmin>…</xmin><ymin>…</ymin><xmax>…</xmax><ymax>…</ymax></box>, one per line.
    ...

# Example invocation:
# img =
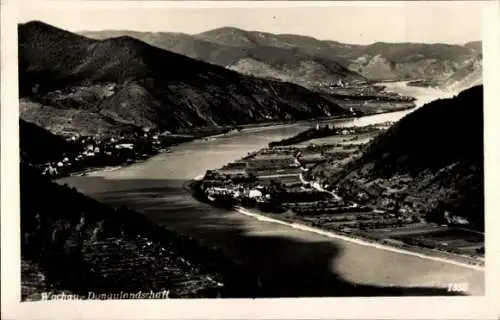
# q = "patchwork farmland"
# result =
<box><xmin>194</xmin><ymin>124</ymin><xmax>484</xmax><ymax>266</ymax></box>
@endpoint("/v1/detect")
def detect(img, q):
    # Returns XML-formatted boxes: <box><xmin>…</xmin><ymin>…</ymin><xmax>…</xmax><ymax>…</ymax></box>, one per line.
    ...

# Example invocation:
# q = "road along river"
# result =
<box><xmin>58</xmin><ymin>82</ymin><xmax>483</xmax><ymax>296</ymax></box>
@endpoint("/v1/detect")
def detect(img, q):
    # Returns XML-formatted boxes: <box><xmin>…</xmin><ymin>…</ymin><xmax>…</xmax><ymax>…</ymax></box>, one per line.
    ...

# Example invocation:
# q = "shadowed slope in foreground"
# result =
<box><xmin>21</xmin><ymin>165</ymin><xmax>260</xmax><ymax>300</ymax></box>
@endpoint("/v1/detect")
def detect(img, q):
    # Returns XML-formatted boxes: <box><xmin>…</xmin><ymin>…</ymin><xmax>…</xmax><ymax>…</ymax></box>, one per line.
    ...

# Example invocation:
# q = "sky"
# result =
<box><xmin>18</xmin><ymin>1</ymin><xmax>484</xmax><ymax>45</ymax></box>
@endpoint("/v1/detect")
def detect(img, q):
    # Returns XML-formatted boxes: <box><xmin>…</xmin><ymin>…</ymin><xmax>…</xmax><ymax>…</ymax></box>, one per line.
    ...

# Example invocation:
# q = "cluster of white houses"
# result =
<box><xmin>40</xmin><ymin>128</ymin><xmax>173</xmax><ymax>177</ymax></box>
<box><xmin>203</xmin><ymin>177</ymin><xmax>272</xmax><ymax>204</ymax></box>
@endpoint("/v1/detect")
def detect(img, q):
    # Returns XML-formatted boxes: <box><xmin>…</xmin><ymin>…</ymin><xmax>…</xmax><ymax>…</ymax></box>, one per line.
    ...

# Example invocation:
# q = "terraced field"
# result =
<box><xmin>199</xmin><ymin>124</ymin><xmax>484</xmax><ymax>266</ymax></box>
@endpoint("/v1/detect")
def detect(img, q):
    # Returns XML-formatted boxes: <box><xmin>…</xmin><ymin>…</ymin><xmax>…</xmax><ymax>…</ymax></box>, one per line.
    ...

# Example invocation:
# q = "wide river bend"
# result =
<box><xmin>58</xmin><ymin>82</ymin><xmax>483</xmax><ymax>296</ymax></box>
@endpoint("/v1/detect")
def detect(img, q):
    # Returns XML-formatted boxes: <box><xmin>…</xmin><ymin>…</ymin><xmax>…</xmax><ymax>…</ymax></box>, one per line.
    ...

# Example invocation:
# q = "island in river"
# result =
<box><xmin>57</xmin><ymin>81</ymin><xmax>483</xmax><ymax>296</ymax></box>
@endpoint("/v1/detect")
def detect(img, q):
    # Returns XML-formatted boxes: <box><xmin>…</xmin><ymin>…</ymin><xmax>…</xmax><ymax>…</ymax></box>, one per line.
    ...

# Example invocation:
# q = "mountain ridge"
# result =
<box><xmin>81</xmin><ymin>26</ymin><xmax>364</xmax><ymax>87</ymax></box>
<box><xmin>81</xmin><ymin>25</ymin><xmax>480</xmax><ymax>86</ymax></box>
<box><xmin>19</xmin><ymin>21</ymin><xmax>349</xmax><ymax>136</ymax></box>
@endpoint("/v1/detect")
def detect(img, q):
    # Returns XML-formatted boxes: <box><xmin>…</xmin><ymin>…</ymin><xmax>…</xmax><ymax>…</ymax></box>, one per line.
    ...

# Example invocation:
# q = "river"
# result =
<box><xmin>58</xmin><ymin>81</ymin><xmax>483</xmax><ymax>296</ymax></box>
<box><xmin>323</xmin><ymin>80</ymin><xmax>457</xmax><ymax>128</ymax></box>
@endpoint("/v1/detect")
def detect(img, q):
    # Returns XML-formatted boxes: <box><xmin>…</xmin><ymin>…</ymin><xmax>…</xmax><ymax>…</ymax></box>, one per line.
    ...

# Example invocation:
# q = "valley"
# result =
<box><xmin>53</xmin><ymin>83</ymin><xmax>485</xmax><ymax>296</ymax></box>
<box><xmin>17</xmin><ymin>19</ymin><xmax>485</xmax><ymax>300</ymax></box>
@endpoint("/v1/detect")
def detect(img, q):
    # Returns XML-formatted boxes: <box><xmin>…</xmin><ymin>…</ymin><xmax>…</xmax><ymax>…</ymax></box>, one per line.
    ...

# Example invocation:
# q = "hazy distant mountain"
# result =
<box><xmin>464</xmin><ymin>41</ymin><xmax>482</xmax><ymax>53</ymax></box>
<box><xmin>195</xmin><ymin>26</ymin><xmax>360</xmax><ymax>58</ymax></box>
<box><xmin>81</xmin><ymin>27</ymin><xmax>365</xmax><ymax>88</ymax></box>
<box><xmin>311</xmin><ymin>85</ymin><xmax>484</xmax><ymax>230</ymax></box>
<box><xmin>20</xmin><ymin>21</ymin><xmax>348</xmax><ymax>136</ymax></box>
<box><xmin>347</xmin><ymin>42</ymin><xmax>479</xmax><ymax>81</ymax></box>
<box><xmin>439</xmin><ymin>55</ymin><xmax>482</xmax><ymax>92</ymax></box>
<box><xmin>82</xmin><ymin>26</ymin><xmax>480</xmax><ymax>84</ymax></box>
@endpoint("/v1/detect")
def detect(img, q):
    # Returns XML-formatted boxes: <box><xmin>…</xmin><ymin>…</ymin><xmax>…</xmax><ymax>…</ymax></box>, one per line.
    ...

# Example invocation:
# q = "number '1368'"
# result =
<box><xmin>447</xmin><ymin>283</ymin><xmax>468</xmax><ymax>292</ymax></box>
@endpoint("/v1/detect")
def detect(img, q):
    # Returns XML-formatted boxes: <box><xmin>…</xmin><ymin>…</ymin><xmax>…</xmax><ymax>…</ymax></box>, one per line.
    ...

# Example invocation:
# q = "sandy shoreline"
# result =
<box><xmin>232</xmin><ymin>206</ymin><xmax>484</xmax><ymax>270</ymax></box>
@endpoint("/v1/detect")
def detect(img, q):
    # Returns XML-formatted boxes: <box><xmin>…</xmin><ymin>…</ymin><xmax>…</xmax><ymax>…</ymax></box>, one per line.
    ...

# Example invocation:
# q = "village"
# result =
<box><xmin>36</xmin><ymin>128</ymin><xmax>195</xmax><ymax>178</ymax></box>
<box><xmin>193</xmin><ymin>122</ymin><xmax>485</xmax><ymax>265</ymax></box>
<box><xmin>315</xmin><ymin>79</ymin><xmax>415</xmax><ymax>101</ymax></box>
<box><xmin>308</xmin><ymin>79</ymin><xmax>417</xmax><ymax>116</ymax></box>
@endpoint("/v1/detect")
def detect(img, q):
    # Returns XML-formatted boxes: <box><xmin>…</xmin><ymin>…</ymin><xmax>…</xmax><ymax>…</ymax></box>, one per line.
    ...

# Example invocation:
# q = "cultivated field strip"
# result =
<box><xmin>234</xmin><ymin>206</ymin><xmax>484</xmax><ymax>271</ymax></box>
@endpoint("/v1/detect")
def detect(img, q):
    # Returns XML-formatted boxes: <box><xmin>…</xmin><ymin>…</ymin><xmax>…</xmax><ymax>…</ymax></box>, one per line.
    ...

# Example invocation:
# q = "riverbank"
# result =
<box><xmin>47</xmin><ymin>78</ymin><xmax>434</xmax><ymax>181</ymax></box>
<box><xmin>56</xmin><ymin>81</ymin><xmax>484</xmax><ymax>296</ymax></box>
<box><xmin>192</xmin><ymin>174</ymin><xmax>484</xmax><ymax>269</ymax></box>
<box><xmin>58</xmin><ymin>119</ymin><xmax>484</xmax><ymax>296</ymax></box>
<box><xmin>44</xmin><ymin>108</ymin><xmax>405</xmax><ymax>180</ymax></box>
<box><xmin>232</xmin><ymin>206</ymin><xmax>484</xmax><ymax>269</ymax></box>
<box><xmin>34</xmin><ymin>80</ymin><xmax>424</xmax><ymax>181</ymax></box>
<box><xmin>191</xmin><ymin>122</ymin><xmax>484</xmax><ymax>268</ymax></box>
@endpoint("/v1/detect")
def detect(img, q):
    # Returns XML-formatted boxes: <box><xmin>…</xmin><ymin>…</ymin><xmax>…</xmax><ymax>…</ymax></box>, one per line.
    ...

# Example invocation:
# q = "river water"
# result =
<box><xmin>323</xmin><ymin>81</ymin><xmax>457</xmax><ymax>128</ymax></box>
<box><xmin>58</xmin><ymin>82</ymin><xmax>483</xmax><ymax>296</ymax></box>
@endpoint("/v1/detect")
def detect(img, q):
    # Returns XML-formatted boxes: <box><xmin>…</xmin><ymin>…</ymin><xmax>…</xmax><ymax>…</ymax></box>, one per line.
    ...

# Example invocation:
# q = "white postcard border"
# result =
<box><xmin>2</xmin><ymin>1</ymin><xmax>499</xmax><ymax>319</ymax></box>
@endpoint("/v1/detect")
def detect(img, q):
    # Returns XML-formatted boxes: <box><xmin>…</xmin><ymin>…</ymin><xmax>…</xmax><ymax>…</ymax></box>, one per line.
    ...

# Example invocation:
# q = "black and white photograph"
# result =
<box><xmin>2</xmin><ymin>0</ymin><xmax>500</xmax><ymax>318</ymax></box>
